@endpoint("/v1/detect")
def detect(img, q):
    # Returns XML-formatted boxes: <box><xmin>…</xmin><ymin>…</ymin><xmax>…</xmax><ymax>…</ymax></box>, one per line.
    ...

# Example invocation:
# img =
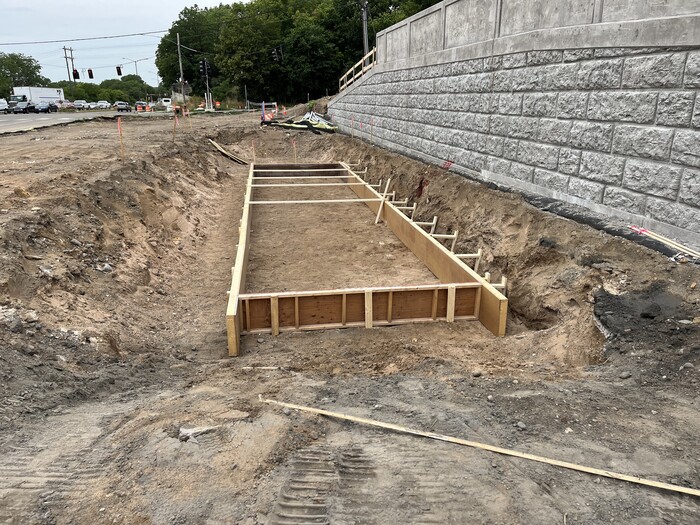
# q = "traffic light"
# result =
<box><xmin>271</xmin><ymin>48</ymin><xmax>278</xmax><ymax>61</ymax></box>
<box><xmin>199</xmin><ymin>60</ymin><xmax>205</xmax><ymax>78</ymax></box>
<box><xmin>116</xmin><ymin>65</ymin><xmax>122</xmax><ymax>76</ymax></box>
<box><xmin>72</xmin><ymin>69</ymin><xmax>80</xmax><ymax>80</ymax></box>
<box><xmin>87</xmin><ymin>69</ymin><xmax>94</xmax><ymax>79</ymax></box>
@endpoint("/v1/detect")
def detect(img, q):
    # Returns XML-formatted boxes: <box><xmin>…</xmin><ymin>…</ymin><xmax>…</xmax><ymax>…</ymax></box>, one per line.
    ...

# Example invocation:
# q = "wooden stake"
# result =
<box><xmin>446</xmin><ymin>285</ymin><xmax>456</xmax><ymax>322</ymax></box>
<box><xmin>364</xmin><ymin>290</ymin><xmax>373</xmax><ymax>328</ymax></box>
<box><xmin>374</xmin><ymin>177</ymin><xmax>392</xmax><ymax>224</ymax></box>
<box><xmin>252</xmin><ymin>140</ymin><xmax>256</xmax><ymax>163</ymax></box>
<box><xmin>387</xmin><ymin>291</ymin><xmax>393</xmax><ymax>323</ymax></box>
<box><xmin>431</xmin><ymin>289</ymin><xmax>438</xmax><ymax>320</ymax></box>
<box><xmin>270</xmin><ymin>296</ymin><xmax>279</xmax><ymax>336</ymax></box>
<box><xmin>172</xmin><ymin>114</ymin><xmax>177</xmax><ymax>142</ymax></box>
<box><xmin>259</xmin><ymin>397</ymin><xmax>700</xmax><ymax>499</ymax></box>
<box><xmin>292</xmin><ymin>139</ymin><xmax>297</xmax><ymax>163</ymax></box>
<box><xmin>117</xmin><ymin>117</ymin><xmax>125</xmax><ymax>162</ymax></box>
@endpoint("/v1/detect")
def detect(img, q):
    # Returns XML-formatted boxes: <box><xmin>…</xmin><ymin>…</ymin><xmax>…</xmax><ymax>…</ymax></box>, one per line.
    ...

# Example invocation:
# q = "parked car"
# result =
<box><xmin>59</xmin><ymin>100</ymin><xmax>74</xmax><ymax>110</ymax></box>
<box><xmin>87</xmin><ymin>101</ymin><xmax>98</xmax><ymax>110</ymax></box>
<box><xmin>0</xmin><ymin>98</ymin><xmax>9</xmax><ymax>114</ymax></box>
<box><xmin>134</xmin><ymin>100</ymin><xmax>148</xmax><ymax>110</ymax></box>
<box><xmin>35</xmin><ymin>101</ymin><xmax>58</xmax><ymax>113</ymax></box>
<box><xmin>114</xmin><ymin>101</ymin><xmax>132</xmax><ymax>112</ymax></box>
<box><xmin>73</xmin><ymin>100</ymin><xmax>88</xmax><ymax>110</ymax></box>
<box><xmin>13</xmin><ymin>101</ymin><xmax>37</xmax><ymax>113</ymax></box>
<box><xmin>96</xmin><ymin>100</ymin><xmax>111</xmax><ymax>110</ymax></box>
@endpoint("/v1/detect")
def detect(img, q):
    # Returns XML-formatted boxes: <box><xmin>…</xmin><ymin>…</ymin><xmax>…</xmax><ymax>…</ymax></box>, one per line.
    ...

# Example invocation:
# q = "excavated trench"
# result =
<box><xmin>1</xmin><ymin>113</ymin><xmax>699</xmax><ymax>524</ymax></box>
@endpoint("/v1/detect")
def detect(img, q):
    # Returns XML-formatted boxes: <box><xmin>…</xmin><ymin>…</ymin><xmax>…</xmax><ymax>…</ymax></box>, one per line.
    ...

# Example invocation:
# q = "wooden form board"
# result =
<box><xmin>238</xmin><ymin>283</ymin><xmax>479</xmax><ymax>334</ymax></box>
<box><xmin>339</xmin><ymin>162</ymin><xmax>508</xmax><ymax>338</ymax></box>
<box><xmin>226</xmin><ymin>163</ymin><xmax>507</xmax><ymax>356</ymax></box>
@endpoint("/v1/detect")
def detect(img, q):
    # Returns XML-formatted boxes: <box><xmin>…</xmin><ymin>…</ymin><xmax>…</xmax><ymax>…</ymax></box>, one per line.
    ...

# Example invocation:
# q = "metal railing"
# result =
<box><xmin>339</xmin><ymin>47</ymin><xmax>377</xmax><ymax>92</ymax></box>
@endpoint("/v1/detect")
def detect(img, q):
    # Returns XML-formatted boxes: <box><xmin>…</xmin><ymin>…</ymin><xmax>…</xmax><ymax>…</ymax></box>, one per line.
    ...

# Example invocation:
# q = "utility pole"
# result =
<box><xmin>176</xmin><ymin>32</ymin><xmax>185</xmax><ymax>106</ymax></box>
<box><xmin>63</xmin><ymin>47</ymin><xmax>72</xmax><ymax>83</ymax></box>
<box><xmin>69</xmin><ymin>48</ymin><xmax>76</xmax><ymax>78</ymax></box>
<box><xmin>63</xmin><ymin>47</ymin><xmax>75</xmax><ymax>99</ymax></box>
<box><xmin>361</xmin><ymin>1</ymin><xmax>369</xmax><ymax>61</ymax></box>
<box><xmin>244</xmin><ymin>84</ymin><xmax>248</xmax><ymax>110</ymax></box>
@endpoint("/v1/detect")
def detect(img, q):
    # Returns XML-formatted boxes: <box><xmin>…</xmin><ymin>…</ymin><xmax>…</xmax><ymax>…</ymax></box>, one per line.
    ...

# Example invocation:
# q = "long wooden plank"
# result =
<box><xmin>226</xmin><ymin>164</ymin><xmax>255</xmax><ymax>356</ymax></box>
<box><xmin>244</xmin><ymin>316</ymin><xmax>477</xmax><ymax>334</ymax></box>
<box><xmin>261</xmin><ymin>397</ymin><xmax>700</xmax><ymax>499</ymax></box>
<box><xmin>239</xmin><ymin>282</ymin><xmax>480</xmax><ymax>301</ymax></box>
<box><xmin>250</xmin><ymin>199</ymin><xmax>382</xmax><ymax>205</ymax></box>
<box><xmin>252</xmin><ymin>176</ymin><xmax>352</xmax><ymax>180</ymax></box>
<box><xmin>251</xmin><ymin>183</ymin><xmax>370</xmax><ymax>187</ymax></box>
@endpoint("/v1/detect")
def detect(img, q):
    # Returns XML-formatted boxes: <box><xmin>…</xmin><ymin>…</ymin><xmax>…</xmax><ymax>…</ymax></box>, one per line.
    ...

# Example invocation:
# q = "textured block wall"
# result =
<box><xmin>330</xmin><ymin>46</ymin><xmax>700</xmax><ymax>240</ymax></box>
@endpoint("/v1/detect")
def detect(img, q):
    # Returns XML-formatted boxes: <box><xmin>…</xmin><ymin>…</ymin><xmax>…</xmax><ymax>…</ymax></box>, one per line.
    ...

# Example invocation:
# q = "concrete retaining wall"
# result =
<box><xmin>329</xmin><ymin>2</ymin><xmax>700</xmax><ymax>244</ymax></box>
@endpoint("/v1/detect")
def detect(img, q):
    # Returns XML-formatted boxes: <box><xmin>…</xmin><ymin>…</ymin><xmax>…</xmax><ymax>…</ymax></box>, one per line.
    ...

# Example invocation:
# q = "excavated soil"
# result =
<box><xmin>0</xmin><ymin>110</ymin><xmax>699</xmax><ymax>525</ymax></box>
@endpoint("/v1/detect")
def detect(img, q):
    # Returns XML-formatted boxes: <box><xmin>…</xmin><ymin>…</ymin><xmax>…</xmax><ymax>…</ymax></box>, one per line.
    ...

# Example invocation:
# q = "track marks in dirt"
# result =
<box><xmin>0</xmin><ymin>399</ymin><xmax>134</xmax><ymax>524</ymax></box>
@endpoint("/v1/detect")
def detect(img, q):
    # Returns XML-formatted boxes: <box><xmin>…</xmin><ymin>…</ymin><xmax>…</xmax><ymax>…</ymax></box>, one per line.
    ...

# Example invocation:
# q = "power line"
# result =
<box><xmin>0</xmin><ymin>30</ymin><xmax>168</xmax><ymax>46</ymax></box>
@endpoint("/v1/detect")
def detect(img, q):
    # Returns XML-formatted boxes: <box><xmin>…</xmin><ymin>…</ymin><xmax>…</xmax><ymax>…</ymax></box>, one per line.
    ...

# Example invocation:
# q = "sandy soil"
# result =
<box><xmin>0</xmin><ymin>109</ymin><xmax>699</xmax><ymax>525</ymax></box>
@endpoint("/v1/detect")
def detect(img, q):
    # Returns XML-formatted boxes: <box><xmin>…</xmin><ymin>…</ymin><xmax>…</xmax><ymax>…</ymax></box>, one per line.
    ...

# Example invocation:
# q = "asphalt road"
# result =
<box><xmin>0</xmin><ymin>110</ymin><xmax>159</xmax><ymax>134</ymax></box>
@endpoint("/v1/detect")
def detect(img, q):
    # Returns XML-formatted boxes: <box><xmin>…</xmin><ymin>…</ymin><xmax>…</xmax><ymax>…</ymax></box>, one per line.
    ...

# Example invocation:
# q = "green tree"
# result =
<box><xmin>155</xmin><ymin>0</ymin><xmax>443</xmax><ymax>104</ymax></box>
<box><xmin>0</xmin><ymin>52</ymin><xmax>50</xmax><ymax>98</ymax></box>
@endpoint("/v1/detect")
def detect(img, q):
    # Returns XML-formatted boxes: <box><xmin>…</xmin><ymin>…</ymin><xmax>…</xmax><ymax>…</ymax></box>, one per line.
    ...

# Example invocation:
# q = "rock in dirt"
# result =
<box><xmin>516</xmin><ymin>421</ymin><xmax>527</xmax><ymax>430</ymax></box>
<box><xmin>471</xmin><ymin>370</ymin><xmax>482</xmax><ymax>378</ymax></box>
<box><xmin>21</xmin><ymin>310</ymin><xmax>39</xmax><ymax>323</ymax></box>
<box><xmin>257</xmin><ymin>338</ymin><xmax>265</xmax><ymax>343</ymax></box>
<box><xmin>619</xmin><ymin>371</ymin><xmax>632</xmax><ymax>379</ymax></box>
<box><xmin>680</xmin><ymin>363</ymin><xmax>695</xmax><ymax>371</ymax></box>
<box><xmin>178</xmin><ymin>425</ymin><xmax>220</xmax><ymax>442</ymax></box>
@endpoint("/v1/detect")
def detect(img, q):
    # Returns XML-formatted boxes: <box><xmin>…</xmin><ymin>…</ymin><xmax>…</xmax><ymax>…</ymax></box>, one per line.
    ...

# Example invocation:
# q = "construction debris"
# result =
<box><xmin>209</xmin><ymin>139</ymin><xmax>248</xmax><ymax>164</ymax></box>
<box><xmin>262</xmin><ymin>112</ymin><xmax>338</xmax><ymax>134</ymax></box>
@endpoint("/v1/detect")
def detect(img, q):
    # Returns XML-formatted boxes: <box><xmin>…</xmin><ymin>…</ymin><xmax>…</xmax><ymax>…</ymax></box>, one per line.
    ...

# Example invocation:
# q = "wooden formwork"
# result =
<box><xmin>225</xmin><ymin>162</ymin><xmax>508</xmax><ymax>356</ymax></box>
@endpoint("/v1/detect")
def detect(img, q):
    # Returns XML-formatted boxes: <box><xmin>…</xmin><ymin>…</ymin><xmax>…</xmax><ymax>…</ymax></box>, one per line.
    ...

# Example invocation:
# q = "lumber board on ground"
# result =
<box><xmin>261</xmin><ymin>397</ymin><xmax>700</xmax><ymax>499</ymax></box>
<box><xmin>209</xmin><ymin>139</ymin><xmax>248</xmax><ymax>164</ymax></box>
<box><xmin>340</xmin><ymin>162</ymin><xmax>507</xmax><ymax>336</ymax></box>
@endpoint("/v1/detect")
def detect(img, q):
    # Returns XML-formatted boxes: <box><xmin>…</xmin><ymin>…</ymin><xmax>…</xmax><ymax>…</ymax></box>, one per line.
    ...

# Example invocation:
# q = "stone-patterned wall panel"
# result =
<box><xmin>330</xmin><ymin>46</ymin><xmax>700</xmax><ymax>240</ymax></box>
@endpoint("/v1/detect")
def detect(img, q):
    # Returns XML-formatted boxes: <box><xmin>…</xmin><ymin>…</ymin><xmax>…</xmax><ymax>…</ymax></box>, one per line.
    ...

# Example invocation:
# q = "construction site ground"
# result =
<box><xmin>0</xmin><ymin>108</ymin><xmax>699</xmax><ymax>525</ymax></box>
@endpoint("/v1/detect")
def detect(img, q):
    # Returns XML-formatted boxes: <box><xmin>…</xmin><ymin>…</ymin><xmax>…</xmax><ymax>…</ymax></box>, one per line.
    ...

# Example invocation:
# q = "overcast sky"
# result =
<box><xmin>1</xmin><ymin>0</ymin><xmax>225</xmax><ymax>88</ymax></box>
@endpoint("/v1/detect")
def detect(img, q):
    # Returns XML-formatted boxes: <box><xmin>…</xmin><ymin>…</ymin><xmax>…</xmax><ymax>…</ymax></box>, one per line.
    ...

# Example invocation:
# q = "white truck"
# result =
<box><xmin>12</xmin><ymin>87</ymin><xmax>65</xmax><ymax>105</ymax></box>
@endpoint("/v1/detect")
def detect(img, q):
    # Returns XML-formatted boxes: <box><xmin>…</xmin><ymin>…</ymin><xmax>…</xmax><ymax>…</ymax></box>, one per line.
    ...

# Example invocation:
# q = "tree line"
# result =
<box><xmin>0</xmin><ymin>51</ymin><xmax>158</xmax><ymax>103</ymax></box>
<box><xmin>156</xmin><ymin>0</ymin><xmax>437</xmax><ymax>103</ymax></box>
<box><xmin>1</xmin><ymin>1</ymin><xmax>434</xmax><ymax>104</ymax></box>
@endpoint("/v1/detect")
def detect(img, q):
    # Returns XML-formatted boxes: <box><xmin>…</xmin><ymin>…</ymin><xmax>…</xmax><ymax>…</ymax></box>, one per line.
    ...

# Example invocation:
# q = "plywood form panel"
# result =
<box><xmin>391</xmin><ymin>289</ymin><xmax>435</xmax><ymax>320</ymax></box>
<box><xmin>278</xmin><ymin>297</ymin><xmax>297</xmax><ymax>328</ymax></box>
<box><xmin>345</xmin><ymin>293</ymin><xmax>365</xmax><ymax>323</ymax></box>
<box><xmin>247</xmin><ymin>298</ymin><xmax>272</xmax><ymax>331</ymax></box>
<box><xmin>372</xmin><ymin>292</ymin><xmax>390</xmax><ymax>322</ymax></box>
<box><xmin>455</xmin><ymin>287</ymin><xmax>477</xmax><ymax>317</ymax></box>
<box><xmin>298</xmin><ymin>295</ymin><xmax>344</xmax><ymax>326</ymax></box>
